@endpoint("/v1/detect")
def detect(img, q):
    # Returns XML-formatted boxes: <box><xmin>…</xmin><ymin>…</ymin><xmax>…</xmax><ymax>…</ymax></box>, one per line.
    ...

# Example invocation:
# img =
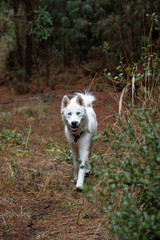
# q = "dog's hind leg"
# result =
<box><xmin>85</xmin><ymin>141</ymin><xmax>94</xmax><ymax>177</ymax></box>
<box><xmin>85</xmin><ymin>161</ymin><xmax>91</xmax><ymax>177</ymax></box>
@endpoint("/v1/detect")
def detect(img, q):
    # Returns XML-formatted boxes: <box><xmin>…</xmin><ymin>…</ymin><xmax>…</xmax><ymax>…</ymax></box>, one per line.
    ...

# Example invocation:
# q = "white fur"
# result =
<box><xmin>61</xmin><ymin>92</ymin><xmax>97</xmax><ymax>190</ymax></box>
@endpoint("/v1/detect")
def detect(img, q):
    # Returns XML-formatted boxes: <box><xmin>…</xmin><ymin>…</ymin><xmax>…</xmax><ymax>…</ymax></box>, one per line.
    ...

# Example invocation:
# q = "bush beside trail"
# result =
<box><xmin>86</xmin><ymin>107</ymin><xmax>160</xmax><ymax>240</ymax></box>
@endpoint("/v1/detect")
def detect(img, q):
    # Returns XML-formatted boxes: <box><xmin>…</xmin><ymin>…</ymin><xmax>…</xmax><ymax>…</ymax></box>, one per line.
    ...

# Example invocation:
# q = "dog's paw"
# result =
<box><xmin>85</xmin><ymin>171</ymin><xmax>90</xmax><ymax>178</ymax></box>
<box><xmin>75</xmin><ymin>183</ymin><xmax>83</xmax><ymax>192</ymax></box>
<box><xmin>71</xmin><ymin>179</ymin><xmax>76</xmax><ymax>183</ymax></box>
<box><xmin>76</xmin><ymin>186</ymin><xmax>83</xmax><ymax>192</ymax></box>
<box><xmin>74</xmin><ymin>177</ymin><xmax>78</xmax><ymax>181</ymax></box>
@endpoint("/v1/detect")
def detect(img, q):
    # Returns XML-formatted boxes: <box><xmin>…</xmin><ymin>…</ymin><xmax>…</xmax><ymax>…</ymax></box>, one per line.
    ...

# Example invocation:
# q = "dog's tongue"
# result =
<box><xmin>72</xmin><ymin>127</ymin><xmax>78</xmax><ymax>132</ymax></box>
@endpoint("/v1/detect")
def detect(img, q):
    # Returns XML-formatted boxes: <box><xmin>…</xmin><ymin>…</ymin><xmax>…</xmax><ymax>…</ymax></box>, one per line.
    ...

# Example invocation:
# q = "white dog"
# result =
<box><xmin>61</xmin><ymin>92</ymin><xmax>97</xmax><ymax>190</ymax></box>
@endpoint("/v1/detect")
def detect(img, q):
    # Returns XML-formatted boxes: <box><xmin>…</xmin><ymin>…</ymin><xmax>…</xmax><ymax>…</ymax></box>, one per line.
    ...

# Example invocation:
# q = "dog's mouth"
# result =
<box><xmin>70</xmin><ymin>121</ymin><xmax>80</xmax><ymax>132</ymax></box>
<box><xmin>71</xmin><ymin>126</ymin><xmax>79</xmax><ymax>132</ymax></box>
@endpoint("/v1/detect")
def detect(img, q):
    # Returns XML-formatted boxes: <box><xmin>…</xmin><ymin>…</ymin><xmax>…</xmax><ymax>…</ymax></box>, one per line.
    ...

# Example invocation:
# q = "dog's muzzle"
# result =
<box><xmin>71</xmin><ymin>121</ymin><xmax>79</xmax><ymax>132</ymax></box>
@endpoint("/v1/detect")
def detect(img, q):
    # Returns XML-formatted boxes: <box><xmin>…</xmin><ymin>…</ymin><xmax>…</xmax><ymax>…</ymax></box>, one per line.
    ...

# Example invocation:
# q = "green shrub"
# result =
<box><xmin>86</xmin><ymin>107</ymin><xmax>160</xmax><ymax>240</ymax></box>
<box><xmin>29</xmin><ymin>5</ymin><xmax>53</xmax><ymax>41</ymax></box>
<box><xmin>0</xmin><ymin>129</ymin><xmax>22</xmax><ymax>150</ymax></box>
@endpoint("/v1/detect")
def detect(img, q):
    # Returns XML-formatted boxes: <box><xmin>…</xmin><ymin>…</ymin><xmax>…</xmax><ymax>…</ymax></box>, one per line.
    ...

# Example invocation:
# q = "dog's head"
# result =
<box><xmin>61</xmin><ymin>95</ymin><xmax>86</xmax><ymax>132</ymax></box>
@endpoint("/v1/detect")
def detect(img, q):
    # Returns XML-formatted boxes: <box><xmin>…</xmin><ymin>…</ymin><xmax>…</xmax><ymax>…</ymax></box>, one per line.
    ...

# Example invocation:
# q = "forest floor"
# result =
<box><xmin>0</xmin><ymin>59</ymin><xmax>120</xmax><ymax>240</ymax></box>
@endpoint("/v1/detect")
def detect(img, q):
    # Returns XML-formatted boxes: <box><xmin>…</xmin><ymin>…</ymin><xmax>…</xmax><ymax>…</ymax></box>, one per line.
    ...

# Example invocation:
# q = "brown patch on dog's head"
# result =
<box><xmin>61</xmin><ymin>95</ymin><xmax>70</xmax><ymax>111</ymax></box>
<box><xmin>76</xmin><ymin>95</ymin><xmax>85</xmax><ymax>106</ymax></box>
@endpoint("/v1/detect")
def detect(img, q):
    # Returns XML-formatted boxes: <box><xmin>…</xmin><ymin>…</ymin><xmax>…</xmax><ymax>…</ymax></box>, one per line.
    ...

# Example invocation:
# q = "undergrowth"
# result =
<box><xmin>0</xmin><ymin>128</ymin><xmax>22</xmax><ymax>150</ymax></box>
<box><xmin>86</xmin><ymin>35</ymin><xmax>160</xmax><ymax>239</ymax></box>
<box><xmin>85</xmin><ymin>106</ymin><xmax>160</xmax><ymax>240</ymax></box>
<box><xmin>86</xmin><ymin>42</ymin><xmax>160</xmax><ymax>237</ymax></box>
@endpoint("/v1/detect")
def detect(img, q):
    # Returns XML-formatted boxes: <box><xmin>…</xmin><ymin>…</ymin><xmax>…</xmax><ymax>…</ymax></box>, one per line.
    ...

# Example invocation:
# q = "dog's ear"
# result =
<box><xmin>61</xmin><ymin>95</ymin><xmax>70</xmax><ymax>110</ymax></box>
<box><xmin>76</xmin><ymin>95</ymin><xmax>85</xmax><ymax>106</ymax></box>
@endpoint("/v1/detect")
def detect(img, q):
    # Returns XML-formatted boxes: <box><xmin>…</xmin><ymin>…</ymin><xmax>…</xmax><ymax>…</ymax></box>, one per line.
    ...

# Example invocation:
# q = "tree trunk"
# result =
<box><xmin>45</xmin><ymin>40</ymin><xmax>50</xmax><ymax>86</ymax></box>
<box><xmin>24</xmin><ymin>1</ymin><xmax>33</xmax><ymax>84</ymax></box>
<box><xmin>128</xmin><ymin>19</ymin><xmax>133</xmax><ymax>63</ymax></box>
<box><xmin>13</xmin><ymin>0</ymin><xmax>23</xmax><ymax>68</ymax></box>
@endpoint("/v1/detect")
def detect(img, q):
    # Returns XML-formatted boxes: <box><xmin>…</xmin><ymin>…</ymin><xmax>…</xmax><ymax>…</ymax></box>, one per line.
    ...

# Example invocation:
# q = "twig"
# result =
<box><xmin>31</xmin><ymin>211</ymin><xmax>53</xmax><ymax>220</ymax></box>
<box><xmin>87</xmin><ymin>72</ymin><xmax>98</xmax><ymax>92</ymax></box>
<box><xmin>0</xmin><ymin>93</ymin><xmax>57</xmax><ymax>104</ymax></box>
<box><xmin>132</xmin><ymin>75</ymin><xmax>135</xmax><ymax>105</ymax></box>
<box><xmin>119</xmin><ymin>85</ymin><xmax>128</xmax><ymax>115</ymax></box>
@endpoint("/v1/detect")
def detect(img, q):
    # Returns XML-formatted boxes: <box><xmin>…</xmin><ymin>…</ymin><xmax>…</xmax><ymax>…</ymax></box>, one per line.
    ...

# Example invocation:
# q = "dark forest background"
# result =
<box><xmin>0</xmin><ymin>0</ymin><xmax>160</xmax><ymax>93</ymax></box>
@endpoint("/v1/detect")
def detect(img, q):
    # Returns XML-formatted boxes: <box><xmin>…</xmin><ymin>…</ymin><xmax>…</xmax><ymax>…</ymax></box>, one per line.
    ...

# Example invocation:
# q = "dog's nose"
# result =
<box><xmin>71</xmin><ymin>121</ymin><xmax>78</xmax><ymax>127</ymax></box>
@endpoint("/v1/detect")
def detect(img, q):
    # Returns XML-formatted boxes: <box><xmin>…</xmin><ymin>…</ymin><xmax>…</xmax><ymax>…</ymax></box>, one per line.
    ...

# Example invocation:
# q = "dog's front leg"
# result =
<box><xmin>70</xmin><ymin>145</ymin><xmax>79</xmax><ymax>181</ymax></box>
<box><xmin>76</xmin><ymin>136</ymin><xmax>90</xmax><ymax>189</ymax></box>
<box><xmin>76</xmin><ymin>149</ymin><xmax>89</xmax><ymax>189</ymax></box>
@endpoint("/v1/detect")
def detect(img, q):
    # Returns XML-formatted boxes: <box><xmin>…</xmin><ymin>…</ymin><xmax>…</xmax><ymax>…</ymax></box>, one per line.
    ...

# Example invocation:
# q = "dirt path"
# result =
<box><xmin>0</xmin><ymin>83</ymin><xmax>118</xmax><ymax>240</ymax></box>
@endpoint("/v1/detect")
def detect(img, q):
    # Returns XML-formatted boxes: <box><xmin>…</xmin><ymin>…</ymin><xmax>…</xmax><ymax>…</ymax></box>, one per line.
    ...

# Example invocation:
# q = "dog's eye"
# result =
<box><xmin>68</xmin><ymin>112</ymin><xmax>72</xmax><ymax>116</ymax></box>
<box><xmin>76</xmin><ymin>112</ymin><xmax>80</xmax><ymax>115</ymax></box>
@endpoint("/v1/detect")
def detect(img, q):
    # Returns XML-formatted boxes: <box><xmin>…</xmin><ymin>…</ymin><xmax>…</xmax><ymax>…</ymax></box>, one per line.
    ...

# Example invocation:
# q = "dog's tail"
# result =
<box><xmin>76</xmin><ymin>92</ymin><xmax>96</xmax><ymax>107</ymax></box>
